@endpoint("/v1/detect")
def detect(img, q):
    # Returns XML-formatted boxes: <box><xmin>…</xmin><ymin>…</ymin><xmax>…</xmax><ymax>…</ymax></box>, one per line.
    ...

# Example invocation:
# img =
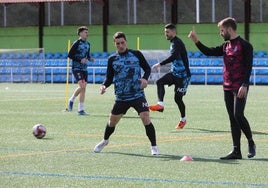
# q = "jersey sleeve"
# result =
<box><xmin>102</xmin><ymin>56</ymin><xmax>115</xmax><ymax>88</ymax></box>
<box><xmin>241</xmin><ymin>40</ymin><xmax>253</xmax><ymax>86</ymax></box>
<box><xmin>159</xmin><ymin>40</ymin><xmax>181</xmax><ymax>66</ymax></box>
<box><xmin>68</xmin><ymin>40</ymin><xmax>81</xmax><ymax>62</ymax></box>
<box><xmin>195</xmin><ymin>41</ymin><xmax>224</xmax><ymax>56</ymax></box>
<box><xmin>132</xmin><ymin>50</ymin><xmax>151</xmax><ymax>80</ymax></box>
<box><xmin>87</xmin><ymin>41</ymin><xmax>91</xmax><ymax>60</ymax></box>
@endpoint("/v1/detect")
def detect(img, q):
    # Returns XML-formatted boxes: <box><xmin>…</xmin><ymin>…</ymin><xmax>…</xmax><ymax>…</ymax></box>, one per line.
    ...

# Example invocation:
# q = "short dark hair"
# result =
<box><xmin>113</xmin><ymin>32</ymin><xmax>127</xmax><ymax>41</ymax></box>
<box><xmin>165</xmin><ymin>23</ymin><xmax>176</xmax><ymax>30</ymax></box>
<box><xmin>77</xmin><ymin>26</ymin><xmax>88</xmax><ymax>35</ymax></box>
<box><xmin>218</xmin><ymin>17</ymin><xmax>237</xmax><ymax>31</ymax></box>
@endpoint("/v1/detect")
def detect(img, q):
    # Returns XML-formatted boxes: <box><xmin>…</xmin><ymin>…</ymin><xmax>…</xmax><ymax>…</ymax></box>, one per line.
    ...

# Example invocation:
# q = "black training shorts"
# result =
<box><xmin>111</xmin><ymin>96</ymin><xmax>149</xmax><ymax>115</ymax></box>
<box><xmin>158</xmin><ymin>72</ymin><xmax>190</xmax><ymax>95</ymax></box>
<box><xmin>72</xmin><ymin>70</ymin><xmax>88</xmax><ymax>82</ymax></box>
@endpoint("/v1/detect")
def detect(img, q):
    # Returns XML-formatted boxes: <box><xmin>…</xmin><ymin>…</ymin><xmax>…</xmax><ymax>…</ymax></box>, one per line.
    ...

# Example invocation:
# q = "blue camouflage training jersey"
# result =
<box><xmin>68</xmin><ymin>39</ymin><xmax>91</xmax><ymax>71</ymax></box>
<box><xmin>102</xmin><ymin>49</ymin><xmax>151</xmax><ymax>101</ymax></box>
<box><xmin>160</xmin><ymin>36</ymin><xmax>191</xmax><ymax>78</ymax></box>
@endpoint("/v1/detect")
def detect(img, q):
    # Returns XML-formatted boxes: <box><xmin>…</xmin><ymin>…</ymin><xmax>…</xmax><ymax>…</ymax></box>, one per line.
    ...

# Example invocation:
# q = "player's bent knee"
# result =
<box><xmin>78</xmin><ymin>79</ymin><xmax>86</xmax><ymax>86</ymax></box>
<box><xmin>140</xmin><ymin>111</ymin><xmax>151</xmax><ymax>125</ymax></box>
<box><xmin>156</xmin><ymin>79</ymin><xmax>163</xmax><ymax>86</ymax></box>
<box><xmin>109</xmin><ymin>114</ymin><xmax>122</xmax><ymax>126</ymax></box>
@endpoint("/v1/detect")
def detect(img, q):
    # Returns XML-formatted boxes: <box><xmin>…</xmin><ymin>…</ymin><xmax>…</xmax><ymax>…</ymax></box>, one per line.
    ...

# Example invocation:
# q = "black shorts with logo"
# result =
<box><xmin>72</xmin><ymin>70</ymin><xmax>88</xmax><ymax>82</ymax></box>
<box><xmin>111</xmin><ymin>96</ymin><xmax>149</xmax><ymax>115</ymax></box>
<box><xmin>158</xmin><ymin>72</ymin><xmax>190</xmax><ymax>96</ymax></box>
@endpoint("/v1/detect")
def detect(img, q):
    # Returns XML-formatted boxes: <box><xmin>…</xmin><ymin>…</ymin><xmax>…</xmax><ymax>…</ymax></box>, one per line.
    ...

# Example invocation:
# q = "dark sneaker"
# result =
<box><xmin>77</xmin><ymin>110</ymin><xmax>88</xmax><ymax>116</ymax></box>
<box><xmin>68</xmin><ymin>100</ymin><xmax>73</xmax><ymax>111</ymax></box>
<box><xmin>247</xmin><ymin>144</ymin><xmax>256</xmax><ymax>158</ymax></box>
<box><xmin>220</xmin><ymin>151</ymin><xmax>242</xmax><ymax>160</ymax></box>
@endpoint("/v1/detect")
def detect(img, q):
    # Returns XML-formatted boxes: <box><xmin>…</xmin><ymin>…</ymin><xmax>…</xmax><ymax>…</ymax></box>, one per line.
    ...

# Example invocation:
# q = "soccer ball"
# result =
<box><xmin>32</xmin><ymin>124</ymin><xmax>46</xmax><ymax>139</ymax></box>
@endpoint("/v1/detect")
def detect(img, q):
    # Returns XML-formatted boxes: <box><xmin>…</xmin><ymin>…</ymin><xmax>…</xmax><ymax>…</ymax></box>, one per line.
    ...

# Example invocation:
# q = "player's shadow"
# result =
<box><xmin>107</xmin><ymin>152</ymin><xmax>227</xmax><ymax>163</ymax></box>
<box><xmin>178</xmin><ymin>128</ymin><xmax>268</xmax><ymax>136</ymax></box>
<box><xmin>184</xmin><ymin>156</ymin><xmax>268</xmax><ymax>163</ymax></box>
<box><xmin>252</xmin><ymin>130</ymin><xmax>268</xmax><ymax>135</ymax></box>
<box><xmin>40</xmin><ymin>137</ymin><xmax>54</xmax><ymax>140</ymax></box>
<box><xmin>108</xmin><ymin>151</ymin><xmax>268</xmax><ymax>163</ymax></box>
<box><xmin>183</xmin><ymin>127</ymin><xmax>230</xmax><ymax>134</ymax></box>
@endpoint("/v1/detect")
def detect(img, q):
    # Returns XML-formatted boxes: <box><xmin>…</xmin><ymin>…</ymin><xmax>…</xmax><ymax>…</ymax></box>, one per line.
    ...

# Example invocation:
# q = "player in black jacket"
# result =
<box><xmin>149</xmin><ymin>24</ymin><xmax>191</xmax><ymax>130</ymax></box>
<box><xmin>68</xmin><ymin>26</ymin><xmax>94</xmax><ymax>115</ymax></box>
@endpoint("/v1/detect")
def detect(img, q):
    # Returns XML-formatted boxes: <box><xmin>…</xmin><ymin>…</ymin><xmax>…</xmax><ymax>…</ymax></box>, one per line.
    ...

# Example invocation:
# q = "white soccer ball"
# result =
<box><xmin>32</xmin><ymin>124</ymin><xmax>46</xmax><ymax>139</ymax></box>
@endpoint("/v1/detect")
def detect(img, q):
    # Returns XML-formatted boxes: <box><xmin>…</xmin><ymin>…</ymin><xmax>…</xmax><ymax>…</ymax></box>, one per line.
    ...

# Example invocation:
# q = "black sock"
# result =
<box><xmin>144</xmin><ymin>123</ymin><xmax>156</xmax><ymax>146</ymax></box>
<box><xmin>104</xmin><ymin>124</ymin><xmax>115</xmax><ymax>140</ymax></box>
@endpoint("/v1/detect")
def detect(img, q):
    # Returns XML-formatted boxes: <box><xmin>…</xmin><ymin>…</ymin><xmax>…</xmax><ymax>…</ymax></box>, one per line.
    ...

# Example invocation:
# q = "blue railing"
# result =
<box><xmin>1</xmin><ymin>56</ymin><xmax>268</xmax><ymax>85</ymax></box>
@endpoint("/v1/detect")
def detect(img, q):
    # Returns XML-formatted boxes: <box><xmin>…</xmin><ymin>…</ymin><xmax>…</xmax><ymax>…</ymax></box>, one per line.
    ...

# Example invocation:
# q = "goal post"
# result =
<box><xmin>64</xmin><ymin>40</ymin><xmax>71</xmax><ymax>111</ymax></box>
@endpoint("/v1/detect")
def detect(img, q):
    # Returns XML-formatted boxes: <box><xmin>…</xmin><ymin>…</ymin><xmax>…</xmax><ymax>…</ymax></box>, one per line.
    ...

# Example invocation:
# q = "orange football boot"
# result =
<box><xmin>175</xmin><ymin>120</ymin><xmax>186</xmax><ymax>129</ymax></box>
<box><xmin>149</xmin><ymin>104</ymin><xmax>164</xmax><ymax>112</ymax></box>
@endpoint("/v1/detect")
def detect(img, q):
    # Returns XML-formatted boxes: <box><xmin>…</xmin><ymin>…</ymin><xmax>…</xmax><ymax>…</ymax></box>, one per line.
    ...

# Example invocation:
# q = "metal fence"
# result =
<box><xmin>1</xmin><ymin>0</ymin><xmax>267</xmax><ymax>27</ymax></box>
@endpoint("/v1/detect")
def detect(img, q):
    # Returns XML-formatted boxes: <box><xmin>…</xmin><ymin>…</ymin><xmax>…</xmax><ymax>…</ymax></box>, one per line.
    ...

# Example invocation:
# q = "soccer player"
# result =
<box><xmin>188</xmin><ymin>17</ymin><xmax>256</xmax><ymax>160</ymax></box>
<box><xmin>149</xmin><ymin>23</ymin><xmax>191</xmax><ymax>129</ymax></box>
<box><xmin>68</xmin><ymin>26</ymin><xmax>94</xmax><ymax>115</ymax></box>
<box><xmin>94</xmin><ymin>32</ymin><xmax>159</xmax><ymax>155</ymax></box>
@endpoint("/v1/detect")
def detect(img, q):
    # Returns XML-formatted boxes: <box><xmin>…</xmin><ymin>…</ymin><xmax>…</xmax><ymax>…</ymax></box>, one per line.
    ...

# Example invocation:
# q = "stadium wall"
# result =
<box><xmin>0</xmin><ymin>23</ymin><xmax>267</xmax><ymax>53</ymax></box>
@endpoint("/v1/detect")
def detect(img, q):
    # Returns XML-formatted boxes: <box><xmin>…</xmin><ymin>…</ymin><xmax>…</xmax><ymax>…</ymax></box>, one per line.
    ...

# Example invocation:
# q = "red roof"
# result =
<box><xmin>0</xmin><ymin>0</ymin><xmax>90</xmax><ymax>3</ymax></box>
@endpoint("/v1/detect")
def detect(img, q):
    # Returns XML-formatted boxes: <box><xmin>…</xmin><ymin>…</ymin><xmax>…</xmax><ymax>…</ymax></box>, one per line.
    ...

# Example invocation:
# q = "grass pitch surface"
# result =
<box><xmin>0</xmin><ymin>83</ymin><xmax>267</xmax><ymax>188</ymax></box>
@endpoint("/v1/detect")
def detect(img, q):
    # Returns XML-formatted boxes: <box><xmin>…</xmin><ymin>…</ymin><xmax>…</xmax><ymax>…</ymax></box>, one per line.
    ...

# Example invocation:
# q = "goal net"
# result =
<box><xmin>0</xmin><ymin>48</ymin><xmax>45</xmax><ymax>83</ymax></box>
<box><xmin>141</xmin><ymin>50</ymin><xmax>170</xmax><ymax>83</ymax></box>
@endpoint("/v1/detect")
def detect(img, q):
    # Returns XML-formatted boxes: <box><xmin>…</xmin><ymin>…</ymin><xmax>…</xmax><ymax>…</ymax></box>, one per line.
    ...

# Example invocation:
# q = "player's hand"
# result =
<box><xmin>188</xmin><ymin>26</ymin><xmax>199</xmax><ymax>44</ymax></box>
<box><xmin>140</xmin><ymin>78</ymin><xmax>148</xmax><ymax>89</ymax></box>
<box><xmin>81</xmin><ymin>58</ymin><xmax>88</xmax><ymax>64</ymax></box>
<box><xmin>100</xmin><ymin>85</ymin><xmax>106</xmax><ymax>94</ymax></box>
<box><xmin>237</xmin><ymin>85</ymin><xmax>247</xmax><ymax>98</ymax></box>
<box><xmin>151</xmin><ymin>63</ymin><xmax>160</xmax><ymax>71</ymax></box>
